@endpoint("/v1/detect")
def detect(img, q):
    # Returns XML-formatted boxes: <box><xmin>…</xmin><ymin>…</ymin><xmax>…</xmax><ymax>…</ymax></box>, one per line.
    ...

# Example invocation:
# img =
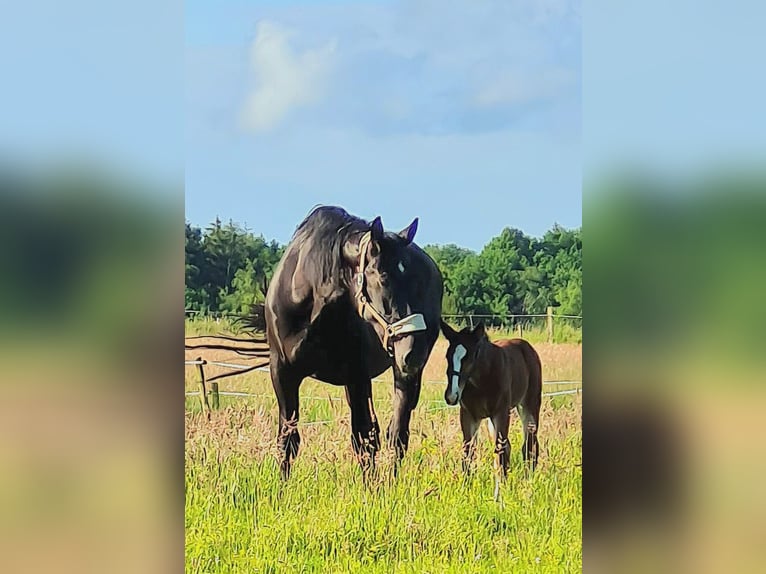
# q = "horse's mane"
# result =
<box><xmin>238</xmin><ymin>207</ymin><xmax>366</xmax><ymax>334</ymax></box>
<box><xmin>290</xmin><ymin>205</ymin><xmax>370</xmax><ymax>295</ymax></box>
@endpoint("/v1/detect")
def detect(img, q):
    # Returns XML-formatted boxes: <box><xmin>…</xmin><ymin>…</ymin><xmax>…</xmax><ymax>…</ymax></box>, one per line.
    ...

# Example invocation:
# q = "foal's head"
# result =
<box><xmin>439</xmin><ymin>320</ymin><xmax>487</xmax><ymax>405</ymax></box>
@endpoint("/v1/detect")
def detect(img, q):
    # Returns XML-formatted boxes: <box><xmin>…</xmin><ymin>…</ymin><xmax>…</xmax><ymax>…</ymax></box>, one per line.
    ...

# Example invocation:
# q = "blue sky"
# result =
<box><xmin>185</xmin><ymin>0</ymin><xmax>582</xmax><ymax>251</ymax></box>
<box><xmin>0</xmin><ymin>2</ymin><xmax>183</xmax><ymax>185</ymax></box>
<box><xmin>2</xmin><ymin>0</ymin><xmax>763</xmax><ymax>244</ymax></box>
<box><xmin>584</xmin><ymin>1</ymin><xmax>766</xmax><ymax>179</ymax></box>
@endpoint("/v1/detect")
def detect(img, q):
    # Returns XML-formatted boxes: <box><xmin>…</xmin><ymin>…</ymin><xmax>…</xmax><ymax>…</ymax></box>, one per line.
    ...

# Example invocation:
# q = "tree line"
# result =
<box><xmin>185</xmin><ymin>218</ymin><xmax>581</xmax><ymax>319</ymax></box>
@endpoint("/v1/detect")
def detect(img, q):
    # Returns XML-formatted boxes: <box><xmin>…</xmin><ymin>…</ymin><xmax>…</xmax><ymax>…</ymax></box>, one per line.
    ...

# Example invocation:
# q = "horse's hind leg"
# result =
<box><xmin>345</xmin><ymin>377</ymin><xmax>379</xmax><ymax>476</ymax></box>
<box><xmin>519</xmin><ymin>343</ymin><xmax>543</xmax><ymax>472</ymax></box>
<box><xmin>518</xmin><ymin>397</ymin><xmax>540</xmax><ymax>471</ymax></box>
<box><xmin>490</xmin><ymin>409</ymin><xmax>511</xmax><ymax>478</ymax></box>
<box><xmin>270</xmin><ymin>359</ymin><xmax>302</xmax><ymax>480</ymax></box>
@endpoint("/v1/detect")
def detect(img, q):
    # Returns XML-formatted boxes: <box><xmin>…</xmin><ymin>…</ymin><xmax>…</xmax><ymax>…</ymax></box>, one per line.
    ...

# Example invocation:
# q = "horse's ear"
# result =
<box><xmin>440</xmin><ymin>319</ymin><xmax>457</xmax><ymax>340</ymax></box>
<box><xmin>398</xmin><ymin>217</ymin><xmax>418</xmax><ymax>244</ymax></box>
<box><xmin>473</xmin><ymin>322</ymin><xmax>486</xmax><ymax>340</ymax></box>
<box><xmin>370</xmin><ymin>216</ymin><xmax>384</xmax><ymax>241</ymax></box>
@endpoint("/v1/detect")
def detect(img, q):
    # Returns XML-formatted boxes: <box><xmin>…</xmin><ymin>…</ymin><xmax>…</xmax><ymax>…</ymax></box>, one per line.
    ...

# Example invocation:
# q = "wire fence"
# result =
<box><xmin>442</xmin><ymin>312</ymin><xmax>582</xmax><ymax>344</ymax></box>
<box><xmin>185</xmin><ymin>357</ymin><xmax>581</xmax><ymax>424</ymax></box>
<box><xmin>186</xmin><ymin>310</ymin><xmax>583</xmax><ymax>323</ymax></box>
<box><xmin>186</xmin><ymin>309</ymin><xmax>583</xmax><ymax>343</ymax></box>
<box><xmin>185</xmin><ymin>307</ymin><xmax>582</xmax><ymax>422</ymax></box>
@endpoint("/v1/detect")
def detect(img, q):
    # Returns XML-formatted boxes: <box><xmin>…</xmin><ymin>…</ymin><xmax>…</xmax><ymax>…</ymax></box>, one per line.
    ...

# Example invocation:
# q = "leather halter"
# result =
<box><xmin>446</xmin><ymin>367</ymin><xmax>479</xmax><ymax>389</ymax></box>
<box><xmin>354</xmin><ymin>231</ymin><xmax>427</xmax><ymax>355</ymax></box>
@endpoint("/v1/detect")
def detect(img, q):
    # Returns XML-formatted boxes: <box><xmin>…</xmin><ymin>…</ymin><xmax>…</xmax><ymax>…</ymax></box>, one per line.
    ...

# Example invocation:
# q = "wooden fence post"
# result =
<box><xmin>547</xmin><ymin>306</ymin><xmax>554</xmax><ymax>343</ymax></box>
<box><xmin>196</xmin><ymin>357</ymin><xmax>211</xmax><ymax>420</ymax></box>
<box><xmin>210</xmin><ymin>381</ymin><xmax>220</xmax><ymax>410</ymax></box>
<box><xmin>516</xmin><ymin>322</ymin><xmax>523</xmax><ymax>338</ymax></box>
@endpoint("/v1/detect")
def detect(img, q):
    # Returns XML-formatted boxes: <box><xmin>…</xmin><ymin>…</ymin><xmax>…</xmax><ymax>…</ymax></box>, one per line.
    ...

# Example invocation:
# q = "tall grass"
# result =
<box><xmin>185</xmin><ymin>398</ymin><xmax>581</xmax><ymax>573</ymax></box>
<box><xmin>487</xmin><ymin>322</ymin><xmax>582</xmax><ymax>345</ymax></box>
<box><xmin>184</xmin><ymin>317</ymin><xmax>583</xmax><ymax>345</ymax></box>
<box><xmin>185</xmin><ymin>316</ymin><xmax>243</xmax><ymax>338</ymax></box>
<box><xmin>185</xmin><ymin>317</ymin><xmax>582</xmax><ymax>572</ymax></box>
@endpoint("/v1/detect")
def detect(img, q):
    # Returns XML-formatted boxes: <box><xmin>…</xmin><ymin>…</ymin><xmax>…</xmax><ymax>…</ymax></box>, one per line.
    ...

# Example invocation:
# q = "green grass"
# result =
<box><xmin>185</xmin><ymin>400</ymin><xmax>581</xmax><ymax>573</ymax></box>
<box><xmin>185</xmin><ymin>319</ymin><xmax>582</xmax><ymax>572</ymax></box>
<box><xmin>480</xmin><ymin>322</ymin><xmax>582</xmax><ymax>345</ymax></box>
<box><xmin>184</xmin><ymin>316</ymin><xmax>583</xmax><ymax>345</ymax></box>
<box><xmin>186</xmin><ymin>449</ymin><xmax>580</xmax><ymax>572</ymax></box>
<box><xmin>185</xmin><ymin>317</ymin><xmax>243</xmax><ymax>337</ymax></box>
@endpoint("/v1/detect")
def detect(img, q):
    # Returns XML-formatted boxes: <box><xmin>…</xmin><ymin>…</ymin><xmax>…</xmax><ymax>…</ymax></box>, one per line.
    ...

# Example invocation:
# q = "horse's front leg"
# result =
<box><xmin>460</xmin><ymin>407</ymin><xmax>480</xmax><ymax>476</ymax></box>
<box><xmin>345</xmin><ymin>377</ymin><xmax>379</xmax><ymax>477</ymax></box>
<box><xmin>270</xmin><ymin>356</ymin><xmax>302</xmax><ymax>480</ymax></box>
<box><xmin>387</xmin><ymin>373</ymin><xmax>422</xmax><ymax>463</ymax></box>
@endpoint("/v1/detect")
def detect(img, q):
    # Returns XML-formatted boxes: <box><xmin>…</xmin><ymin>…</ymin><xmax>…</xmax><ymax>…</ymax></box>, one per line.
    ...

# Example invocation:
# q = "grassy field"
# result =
<box><xmin>185</xmin><ymin>319</ymin><xmax>582</xmax><ymax>573</ymax></box>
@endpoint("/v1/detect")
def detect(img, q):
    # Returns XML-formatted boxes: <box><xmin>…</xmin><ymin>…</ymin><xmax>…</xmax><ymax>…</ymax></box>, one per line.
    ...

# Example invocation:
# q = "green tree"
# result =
<box><xmin>184</xmin><ymin>217</ymin><xmax>581</xmax><ymax>323</ymax></box>
<box><xmin>475</xmin><ymin>227</ymin><xmax>532</xmax><ymax>315</ymax></box>
<box><xmin>424</xmin><ymin>244</ymin><xmax>474</xmax><ymax>315</ymax></box>
<box><xmin>185</xmin><ymin>222</ymin><xmax>208</xmax><ymax>311</ymax></box>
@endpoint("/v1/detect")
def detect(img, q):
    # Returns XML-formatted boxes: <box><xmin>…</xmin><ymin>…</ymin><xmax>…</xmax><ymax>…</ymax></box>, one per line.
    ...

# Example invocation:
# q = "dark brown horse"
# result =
<box><xmin>266</xmin><ymin>206</ymin><xmax>443</xmax><ymax>479</ymax></box>
<box><xmin>440</xmin><ymin>321</ymin><xmax>542</xmax><ymax>487</ymax></box>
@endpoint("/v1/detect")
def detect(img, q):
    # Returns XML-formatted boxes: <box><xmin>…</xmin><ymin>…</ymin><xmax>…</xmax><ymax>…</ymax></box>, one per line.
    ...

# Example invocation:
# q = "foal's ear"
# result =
<box><xmin>440</xmin><ymin>319</ymin><xmax>458</xmax><ymax>340</ymax></box>
<box><xmin>370</xmin><ymin>216</ymin><xmax>384</xmax><ymax>241</ymax></box>
<box><xmin>472</xmin><ymin>322</ymin><xmax>486</xmax><ymax>340</ymax></box>
<box><xmin>398</xmin><ymin>217</ymin><xmax>419</xmax><ymax>245</ymax></box>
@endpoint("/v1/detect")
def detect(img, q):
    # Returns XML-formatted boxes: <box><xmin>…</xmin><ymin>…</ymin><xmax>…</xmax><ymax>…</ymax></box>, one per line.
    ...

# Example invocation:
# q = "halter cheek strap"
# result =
<box><xmin>354</xmin><ymin>231</ymin><xmax>427</xmax><ymax>354</ymax></box>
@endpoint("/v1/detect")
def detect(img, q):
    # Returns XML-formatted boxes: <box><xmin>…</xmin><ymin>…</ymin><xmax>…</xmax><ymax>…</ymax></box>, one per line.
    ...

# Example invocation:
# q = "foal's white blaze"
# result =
<box><xmin>398</xmin><ymin>261</ymin><xmax>405</xmax><ymax>273</ymax></box>
<box><xmin>449</xmin><ymin>344</ymin><xmax>467</xmax><ymax>401</ymax></box>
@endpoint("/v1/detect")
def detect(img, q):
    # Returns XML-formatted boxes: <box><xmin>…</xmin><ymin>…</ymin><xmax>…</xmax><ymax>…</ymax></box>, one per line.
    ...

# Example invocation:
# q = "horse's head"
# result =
<box><xmin>440</xmin><ymin>320</ymin><xmax>487</xmax><ymax>405</ymax></box>
<box><xmin>348</xmin><ymin>215</ymin><xmax>434</xmax><ymax>377</ymax></box>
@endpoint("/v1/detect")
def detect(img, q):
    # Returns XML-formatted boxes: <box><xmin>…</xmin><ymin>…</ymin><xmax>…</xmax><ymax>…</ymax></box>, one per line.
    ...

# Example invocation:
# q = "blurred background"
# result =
<box><xmin>585</xmin><ymin>172</ymin><xmax>766</xmax><ymax>574</ymax></box>
<box><xmin>584</xmin><ymin>2</ymin><xmax>766</xmax><ymax>573</ymax></box>
<box><xmin>0</xmin><ymin>1</ymin><xmax>183</xmax><ymax>573</ymax></box>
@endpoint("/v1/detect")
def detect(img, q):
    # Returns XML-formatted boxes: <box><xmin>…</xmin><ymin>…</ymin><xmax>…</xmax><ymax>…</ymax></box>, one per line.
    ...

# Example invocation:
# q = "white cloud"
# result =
<box><xmin>241</xmin><ymin>21</ymin><xmax>336</xmax><ymax>132</ymax></box>
<box><xmin>474</xmin><ymin>68</ymin><xmax>576</xmax><ymax>108</ymax></box>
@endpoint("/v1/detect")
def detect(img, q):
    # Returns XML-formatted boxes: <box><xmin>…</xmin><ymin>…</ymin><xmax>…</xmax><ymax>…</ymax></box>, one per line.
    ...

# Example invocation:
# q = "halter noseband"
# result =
<box><xmin>446</xmin><ymin>365</ymin><xmax>477</xmax><ymax>388</ymax></box>
<box><xmin>354</xmin><ymin>231</ymin><xmax>427</xmax><ymax>355</ymax></box>
<box><xmin>447</xmin><ymin>342</ymin><xmax>482</xmax><ymax>388</ymax></box>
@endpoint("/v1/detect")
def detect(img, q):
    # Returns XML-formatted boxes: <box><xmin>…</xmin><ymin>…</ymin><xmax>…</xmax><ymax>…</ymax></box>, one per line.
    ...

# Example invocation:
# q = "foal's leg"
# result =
<box><xmin>490</xmin><ymin>409</ymin><xmax>512</xmax><ymax>478</ymax></box>
<box><xmin>270</xmin><ymin>358</ymin><xmax>302</xmax><ymax>480</ymax></box>
<box><xmin>345</xmin><ymin>376</ymin><xmax>380</xmax><ymax>476</ymax></box>
<box><xmin>518</xmin><ymin>398</ymin><xmax>541</xmax><ymax>471</ymax></box>
<box><xmin>460</xmin><ymin>406</ymin><xmax>480</xmax><ymax>476</ymax></box>
<box><xmin>489</xmin><ymin>409</ymin><xmax>511</xmax><ymax>501</ymax></box>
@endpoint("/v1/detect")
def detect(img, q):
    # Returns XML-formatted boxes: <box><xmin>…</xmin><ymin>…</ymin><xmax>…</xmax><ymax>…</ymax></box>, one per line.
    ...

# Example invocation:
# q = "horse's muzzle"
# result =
<box><xmin>393</xmin><ymin>334</ymin><xmax>425</xmax><ymax>376</ymax></box>
<box><xmin>444</xmin><ymin>388</ymin><xmax>460</xmax><ymax>406</ymax></box>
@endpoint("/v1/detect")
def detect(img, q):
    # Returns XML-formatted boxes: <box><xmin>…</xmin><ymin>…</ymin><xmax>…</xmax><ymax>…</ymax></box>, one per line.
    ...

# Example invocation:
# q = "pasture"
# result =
<box><xmin>185</xmin><ymin>320</ymin><xmax>582</xmax><ymax>573</ymax></box>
